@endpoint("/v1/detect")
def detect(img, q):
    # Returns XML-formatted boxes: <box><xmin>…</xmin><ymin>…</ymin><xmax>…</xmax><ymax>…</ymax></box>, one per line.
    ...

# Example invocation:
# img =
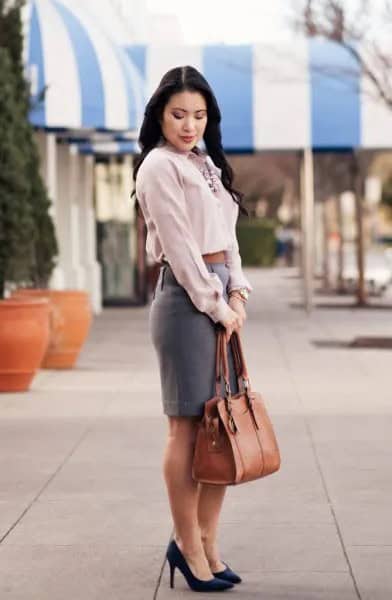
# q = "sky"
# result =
<box><xmin>146</xmin><ymin>0</ymin><xmax>296</xmax><ymax>44</ymax></box>
<box><xmin>145</xmin><ymin>0</ymin><xmax>389</xmax><ymax>45</ymax></box>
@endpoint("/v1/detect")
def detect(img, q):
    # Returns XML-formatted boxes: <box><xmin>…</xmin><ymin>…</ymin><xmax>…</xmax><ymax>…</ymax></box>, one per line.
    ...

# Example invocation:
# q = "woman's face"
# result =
<box><xmin>160</xmin><ymin>90</ymin><xmax>208</xmax><ymax>152</ymax></box>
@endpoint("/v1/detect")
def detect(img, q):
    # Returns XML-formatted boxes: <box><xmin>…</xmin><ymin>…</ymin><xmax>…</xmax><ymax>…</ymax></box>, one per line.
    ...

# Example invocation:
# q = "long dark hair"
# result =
<box><xmin>132</xmin><ymin>65</ymin><xmax>248</xmax><ymax>216</ymax></box>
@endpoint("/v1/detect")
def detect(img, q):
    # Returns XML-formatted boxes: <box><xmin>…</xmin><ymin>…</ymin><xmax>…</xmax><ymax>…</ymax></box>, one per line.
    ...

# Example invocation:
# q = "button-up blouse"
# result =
<box><xmin>135</xmin><ymin>139</ymin><xmax>253</xmax><ymax>324</ymax></box>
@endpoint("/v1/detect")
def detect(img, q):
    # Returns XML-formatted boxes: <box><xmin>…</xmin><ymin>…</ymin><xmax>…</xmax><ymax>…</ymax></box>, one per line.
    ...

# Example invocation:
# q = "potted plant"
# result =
<box><xmin>0</xmin><ymin>46</ymin><xmax>50</xmax><ymax>391</ymax></box>
<box><xmin>12</xmin><ymin>289</ymin><xmax>93</xmax><ymax>369</ymax></box>
<box><xmin>2</xmin><ymin>1</ymin><xmax>92</xmax><ymax>370</ymax></box>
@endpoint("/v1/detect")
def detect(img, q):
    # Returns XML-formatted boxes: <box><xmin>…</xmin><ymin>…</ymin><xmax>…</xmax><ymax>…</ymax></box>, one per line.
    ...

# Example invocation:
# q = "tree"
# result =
<box><xmin>292</xmin><ymin>0</ymin><xmax>391</xmax><ymax>305</ymax></box>
<box><xmin>0</xmin><ymin>47</ymin><xmax>34</xmax><ymax>297</ymax></box>
<box><xmin>381</xmin><ymin>176</ymin><xmax>392</xmax><ymax>209</ymax></box>
<box><xmin>0</xmin><ymin>0</ymin><xmax>58</xmax><ymax>292</ymax></box>
<box><xmin>294</xmin><ymin>1</ymin><xmax>392</xmax><ymax>110</ymax></box>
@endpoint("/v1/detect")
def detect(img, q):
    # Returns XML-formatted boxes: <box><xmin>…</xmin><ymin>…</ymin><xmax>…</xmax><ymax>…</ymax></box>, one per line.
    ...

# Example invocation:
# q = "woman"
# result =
<box><xmin>133</xmin><ymin>65</ymin><xmax>253</xmax><ymax>593</ymax></box>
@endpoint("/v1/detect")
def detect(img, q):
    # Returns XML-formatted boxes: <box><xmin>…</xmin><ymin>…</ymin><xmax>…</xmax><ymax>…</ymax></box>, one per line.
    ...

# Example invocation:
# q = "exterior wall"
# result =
<box><xmin>35</xmin><ymin>131</ymin><xmax>103</xmax><ymax>314</ymax></box>
<box><xmin>78</xmin><ymin>154</ymin><xmax>102</xmax><ymax>313</ymax></box>
<box><xmin>94</xmin><ymin>155</ymin><xmax>137</xmax><ymax>304</ymax></box>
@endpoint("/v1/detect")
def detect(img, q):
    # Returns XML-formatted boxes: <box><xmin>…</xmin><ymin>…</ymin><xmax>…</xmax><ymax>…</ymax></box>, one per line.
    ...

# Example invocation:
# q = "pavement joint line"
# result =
<box><xmin>314</xmin><ymin>301</ymin><xmax>372</xmax><ymax>384</ymax></box>
<box><xmin>153</xmin><ymin>530</ymin><xmax>173</xmax><ymax>599</ymax></box>
<box><xmin>350</xmin><ymin>544</ymin><xmax>392</xmax><ymax>547</ymax></box>
<box><xmin>299</xmin><ymin>419</ymin><xmax>363</xmax><ymax>600</ymax></box>
<box><xmin>271</xmin><ymin>312</ymin><xmax>363</xmax><ymax>600</ymax></box>
<box><xmin>0</xmin><ymin>405</ymin><xmax>112</xmax><ymax>547</ymax></box>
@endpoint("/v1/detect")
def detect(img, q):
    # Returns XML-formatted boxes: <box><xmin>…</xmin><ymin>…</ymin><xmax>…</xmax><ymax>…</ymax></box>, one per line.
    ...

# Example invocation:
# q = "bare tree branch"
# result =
<box><xmin>293</xmin><ymin>0</ymin><xmax>392</xmax><ymax>111</ymax></box>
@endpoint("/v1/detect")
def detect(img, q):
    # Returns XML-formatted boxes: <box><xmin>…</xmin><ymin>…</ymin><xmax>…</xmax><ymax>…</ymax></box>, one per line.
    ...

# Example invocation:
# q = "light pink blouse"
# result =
<box><xmin>135</xmin><ymin>139</ymin><xmax>253</xmax><ymax>324</ymax></box>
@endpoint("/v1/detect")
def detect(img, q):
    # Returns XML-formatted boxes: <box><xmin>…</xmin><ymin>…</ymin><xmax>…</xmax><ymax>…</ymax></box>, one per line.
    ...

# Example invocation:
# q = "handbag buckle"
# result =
<box><xmin>228</xmin><ymin>415</ymin><xmax>238</xmax><ymax>434</ymax></box>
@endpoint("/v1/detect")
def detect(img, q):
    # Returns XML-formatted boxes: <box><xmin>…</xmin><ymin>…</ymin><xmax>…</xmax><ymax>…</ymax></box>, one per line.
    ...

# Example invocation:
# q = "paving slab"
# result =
<box><xmin>0</xmin><ymin>267</ymin><xmax>391</xmax><ymax>599</ymax></box>
<box><xmin>3</xmin><ymin>496</ymin><xmax>171</xmax><ymax>547</ymax></box>
<box><xmin>347</xmin><ymin>546</ymin><xmax>392</xmax><ymax>600</ymax></box>
<box><xmin>0</xmin><ymin>544</ymin><xmax>163</xmax><ymax>600</ymax></box>
<box><xmin>157</xmin><ymin>570</ymin><xmax>358</xmax><ymax>599</ymax></box>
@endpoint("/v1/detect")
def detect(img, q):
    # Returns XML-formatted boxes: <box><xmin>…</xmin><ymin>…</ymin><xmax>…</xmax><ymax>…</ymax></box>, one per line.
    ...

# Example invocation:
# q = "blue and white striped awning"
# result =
<box><xmin>126</xmin><ymin>41</ymin><xmax>392</xmax><ymax>152</ymax></box>
<box><xmin>24</xmin><ymin>0</ymin><xmax>146</xmax><ymax>132</ymax></box>
<box><xmin>77</xmin><ymin>139</ymin><xmax>138</xmax><ymax>155</ymax></box>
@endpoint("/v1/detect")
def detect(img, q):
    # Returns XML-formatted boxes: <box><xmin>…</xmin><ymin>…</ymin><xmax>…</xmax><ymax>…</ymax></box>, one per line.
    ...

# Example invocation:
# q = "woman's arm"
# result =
<box><xmin>136</xmin><ymin>156</ymin><xmax>232</xmax><ymax>324</ymax></box>
<box><xmin>225</xmin><ymin>207</ymin><xmax>253</xmax><ymax>296</ymax></box>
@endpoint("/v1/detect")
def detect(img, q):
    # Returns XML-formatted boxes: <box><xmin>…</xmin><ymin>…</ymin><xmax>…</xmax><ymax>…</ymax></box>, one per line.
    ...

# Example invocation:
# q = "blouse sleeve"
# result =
<box><xmin>226</xmin><ymin>205</ymin><xmax>253</xmax><ymax>295</ymax></box>
<box><xmin>136</xmin><ymin>156</ymin><xmax>232</xmax><ymax>324</ymax></box>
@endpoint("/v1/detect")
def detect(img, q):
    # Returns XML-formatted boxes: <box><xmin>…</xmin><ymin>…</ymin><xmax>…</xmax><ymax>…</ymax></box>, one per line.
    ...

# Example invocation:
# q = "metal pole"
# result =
<box><xmin>300</xmin><ymin>148</ymin><xmax>315</xmax><ymax>313</ymax></box>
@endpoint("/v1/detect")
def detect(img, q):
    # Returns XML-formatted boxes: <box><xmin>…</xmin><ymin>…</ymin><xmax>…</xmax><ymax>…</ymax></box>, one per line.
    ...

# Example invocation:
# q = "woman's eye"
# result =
<box><xmin>172</xmin><ymin>113</ymin><xmax>206</xmax><ymax>120</ymax></box>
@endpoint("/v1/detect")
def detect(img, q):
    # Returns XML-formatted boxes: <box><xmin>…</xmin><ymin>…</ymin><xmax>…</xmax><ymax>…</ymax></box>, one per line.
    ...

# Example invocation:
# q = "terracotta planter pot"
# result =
<box><xmin>0</xmin><ymin>297</ymin><xmax>50</xmax><ymax>392</ymax></box>
<box><xmin>12</xmin><ymin>290</ymin><xmax>93</xmax><ymax>369</ymax></box>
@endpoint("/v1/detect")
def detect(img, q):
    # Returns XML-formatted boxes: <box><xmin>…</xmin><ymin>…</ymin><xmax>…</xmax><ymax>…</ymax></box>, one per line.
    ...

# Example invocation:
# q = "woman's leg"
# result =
<box><xmin>197</xmin><ymin>483</ymin><xmax>227</xmax><ymax>572</ymax></box>
<box><xmin>163</xmin><ymin>416</ymin><xmax>213</xmax><ymax>580</ymax></box>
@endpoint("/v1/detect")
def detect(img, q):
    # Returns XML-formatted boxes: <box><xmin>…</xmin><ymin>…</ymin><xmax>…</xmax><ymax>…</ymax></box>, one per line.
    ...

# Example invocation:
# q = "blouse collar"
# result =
<box><xmin>157</xmin><ymin>138</ymin><xmax>206</xmax><ymax>160</ymax></box>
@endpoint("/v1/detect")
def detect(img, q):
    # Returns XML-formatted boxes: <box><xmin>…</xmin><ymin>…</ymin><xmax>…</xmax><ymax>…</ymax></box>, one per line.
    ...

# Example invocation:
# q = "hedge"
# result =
<box><xmin>237</xmin><ymin>217</ymin><xmax>277</xmax><ymax>267</ymax></box>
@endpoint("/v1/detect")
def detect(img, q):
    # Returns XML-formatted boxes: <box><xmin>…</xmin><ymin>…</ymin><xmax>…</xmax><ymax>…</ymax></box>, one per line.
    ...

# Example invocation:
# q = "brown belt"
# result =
<box><xmin>161</xmin><ymin>250</ymin><xmax>226</xmax><ymax>265</ymax></box>
<box><xmin>202</xmin><ymin>251</ymin><xmax>226</xmax><ymax>263</ymax></box>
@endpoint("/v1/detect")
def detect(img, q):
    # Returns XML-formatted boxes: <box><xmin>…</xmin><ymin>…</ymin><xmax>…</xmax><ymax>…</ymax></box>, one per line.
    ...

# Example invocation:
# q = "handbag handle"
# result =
<box><xmin>215</xmin><ymin>328</ymin><xmax>230</xmax><ymax>397</ymax></box>
<box><xmin>214</xmin><ymin>329</ymin><xmax>257</xmax><ymax>434</ymax></box>
<box><xmin>215</xmin><ymin>329</ymin><xmax>259</xmax><ymax>434</ymax></box>
<box><xmin>215</xmin><ymin>329</ymin><xmax>239</xmax><ymax>433</ymax></box>
<box><xmin>229</xmin><ymin>334</ymin><xmax>244</xmax><ymax>392</ymax></box>
<box><xmin>215</xmin><ymin>329</ymin><xmax>251</xmax><ymax>396</ymax></box>
<box><xmin>229</xmin><ymin>331</ymin><xmax>251</xmax><ymax>394</ymax></box>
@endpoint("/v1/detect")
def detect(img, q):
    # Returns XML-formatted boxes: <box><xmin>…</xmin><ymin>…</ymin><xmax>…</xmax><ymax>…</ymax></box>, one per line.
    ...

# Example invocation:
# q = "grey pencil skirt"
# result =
<box><xmin>149</xmin><ymin>260</ymin><xmax>239</xmax><ymax>417</ymax></box>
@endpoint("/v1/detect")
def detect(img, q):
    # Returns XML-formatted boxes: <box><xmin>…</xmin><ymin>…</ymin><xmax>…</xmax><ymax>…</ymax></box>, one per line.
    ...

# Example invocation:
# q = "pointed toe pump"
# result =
<box><xmin>213</xmin><ymin>562</ymin><xmax>242</xmax><ymax>584</ymax></box>
<box><xmin>166</xmin><ymin>539</ymin><xmax>234</xmax><ymax>592</ymax></box>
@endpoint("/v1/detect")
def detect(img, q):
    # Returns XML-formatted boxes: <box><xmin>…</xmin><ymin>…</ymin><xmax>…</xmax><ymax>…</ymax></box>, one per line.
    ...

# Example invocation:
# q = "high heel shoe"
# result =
<box><xmin>166</xmin><ymin>539</ymin><xmax>234</xmax><ymax>592</ymax></box>
<box><xmin>213</xmin><ymin>562</ymin><xmax>242</xmax><ymax>584</ymax></box>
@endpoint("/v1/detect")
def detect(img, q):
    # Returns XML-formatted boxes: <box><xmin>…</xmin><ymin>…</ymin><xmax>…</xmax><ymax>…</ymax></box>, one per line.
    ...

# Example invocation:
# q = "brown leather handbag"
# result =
<box><xmin>192</xmin><ymin>328</ymin><xmax>281</xmax><ymax>485</ymax></box>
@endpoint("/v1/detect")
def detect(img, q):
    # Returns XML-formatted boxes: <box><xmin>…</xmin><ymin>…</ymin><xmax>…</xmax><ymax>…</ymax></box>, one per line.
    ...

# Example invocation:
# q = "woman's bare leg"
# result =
<box><xmin>197</xmin><ymin>483</ymin><xmax>227</xmax><ymax>572</ymax></box>
<box><xmin>163</xmin><ymin>416</ymin><xmax>213</xmax><ymax>580</ymax></box>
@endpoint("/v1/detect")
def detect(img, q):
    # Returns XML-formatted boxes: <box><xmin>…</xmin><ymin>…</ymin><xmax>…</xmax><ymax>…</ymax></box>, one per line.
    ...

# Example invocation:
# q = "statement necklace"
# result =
<box><xmin>197</xmin><ymin>158</ymin><xmax>221</xmax><ymax>194</ymax></box>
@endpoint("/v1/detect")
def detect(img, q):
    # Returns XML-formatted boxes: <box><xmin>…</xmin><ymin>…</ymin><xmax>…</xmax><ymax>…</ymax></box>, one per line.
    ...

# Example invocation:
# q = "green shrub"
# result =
<box><xmin>237</xmin><ymin>217</ymin><xmax>277</xmax><ymax>267</ymax></box>
<box><xmin>0</xmin><ymin>48</ymin><xmax>35</xmax><ymax>297</ymax></box>
<box><xmin>0</xmin><ymin>0</ymin><xmax>58</xmax><ymax>295</ymax></box>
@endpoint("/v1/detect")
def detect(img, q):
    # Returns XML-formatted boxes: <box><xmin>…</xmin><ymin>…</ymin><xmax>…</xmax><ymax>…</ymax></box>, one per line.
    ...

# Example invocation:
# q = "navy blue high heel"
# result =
<box><xmin>166</xmin><ymin>539</ymin><xmax>234</xmax><ymax>592</ymax></box>
<box><xmin>213</xmin><ymin>562</ymin><xmax>242</xmax><ymax>584</ymax></box>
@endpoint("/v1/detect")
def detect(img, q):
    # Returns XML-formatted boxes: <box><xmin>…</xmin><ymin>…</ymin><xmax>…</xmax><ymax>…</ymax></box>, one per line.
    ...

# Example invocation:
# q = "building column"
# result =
<box><xmin>79</xmin><ymin>154</ymin><xmax>102</xmax><ymax>314</ymax></box>
<box><xmin>300</xmin><ymin>148</ymin><xmax>315</xmax><ymax>313</ymax></box>
<box><xmin>55</xmin><ymin>143</ymin><xmax>86</xmax><ymax>289</ymax></box>
<box><xmin>35</xmin><ymin>131</ymin><xmax>66</xmax><ymax>289</ymax></box>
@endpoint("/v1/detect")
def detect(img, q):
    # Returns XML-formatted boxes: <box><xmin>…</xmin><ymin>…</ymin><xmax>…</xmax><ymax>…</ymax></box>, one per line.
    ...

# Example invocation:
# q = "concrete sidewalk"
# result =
<box><xmin>0</xmin><ymin>267</ymin><xmax>391</xmax><ymax>600</ymax></box>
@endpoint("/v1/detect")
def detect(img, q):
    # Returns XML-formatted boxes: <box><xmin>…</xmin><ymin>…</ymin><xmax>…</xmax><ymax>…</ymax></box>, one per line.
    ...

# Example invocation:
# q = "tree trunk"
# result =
<box><xmin>322</xmin><ymin>199</ymin><xmax>330</xmax><ymax>290</ymax></box>
<box><xmin>335</xmin><ymin>194</ymin><xmax>345</xmax><ymax>293</ymax></box>
<box><xmin>352</xmin><ymin>152</ymin><xmax>367</xmax><ymax>306</ymax></box>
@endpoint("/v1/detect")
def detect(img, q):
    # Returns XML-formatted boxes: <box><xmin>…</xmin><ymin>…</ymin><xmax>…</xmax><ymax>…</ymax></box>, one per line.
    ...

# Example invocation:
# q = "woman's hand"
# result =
<box><xmin>229</xmin><ymin>296</ymin><xmax>247</xmax><ymax>329</ymax></box>
<box><xmin>220</xmin><ymin>305</ymin><xmax>241</xmax><ymax>343</ymax></box>
<box><xmin>221</xmin><ymin>297</ymin><xmax>247</xmax><ymax>343</ymax></box>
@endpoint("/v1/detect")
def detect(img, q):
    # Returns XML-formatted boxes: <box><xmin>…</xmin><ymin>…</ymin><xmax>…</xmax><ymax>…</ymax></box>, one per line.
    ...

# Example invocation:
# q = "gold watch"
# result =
<box><xmin>229</xmin><ymin>288</ymin><xmax>249</xmax><ymax>302</ymax></box>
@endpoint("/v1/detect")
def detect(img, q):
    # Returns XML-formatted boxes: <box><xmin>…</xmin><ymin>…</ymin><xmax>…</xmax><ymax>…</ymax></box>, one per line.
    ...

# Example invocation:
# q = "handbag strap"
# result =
<box><xmin>230</xmin><ymin>331</ymin><xmax>249</xmax><ymax>379</ymax></box>
<box><xmin>215</xmin><ymin>328</ymin><xmax>252</xmax><ymax>393</ymax></box>
<box><xmin>230</xmin><ymin>334</ymin><xmax>244</xmax><ymax>391</ymax></box>
<box><xmin>215</xmin><ymin>329</ymin><xmax>259</xmax><ymax>436</ymax></box>
<box><xmin>215</xmin><ymin>328</ymin><xmax>230</xmax><ymax>397</ymax></box>
<box><xmin>230</xmin><ymin>331</ymin><xmax>251</xmax><ymax>387</ymax></box>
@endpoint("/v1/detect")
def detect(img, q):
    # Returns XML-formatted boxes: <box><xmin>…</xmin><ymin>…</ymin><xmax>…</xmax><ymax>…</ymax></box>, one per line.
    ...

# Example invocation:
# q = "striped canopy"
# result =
<box><xmin>24</xmin><ymin>0</ymin><xmax>146</xmax><ymax>132</ymax></box>
<box><xmin>127</xmin><ymin>41</ymin><xmax>392</xmax><ymax>152</ymax></box>
<box><xmin>77</xmin><ymin>140</ymin><xmax>138</xmax><ymax>155</ymax></box>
